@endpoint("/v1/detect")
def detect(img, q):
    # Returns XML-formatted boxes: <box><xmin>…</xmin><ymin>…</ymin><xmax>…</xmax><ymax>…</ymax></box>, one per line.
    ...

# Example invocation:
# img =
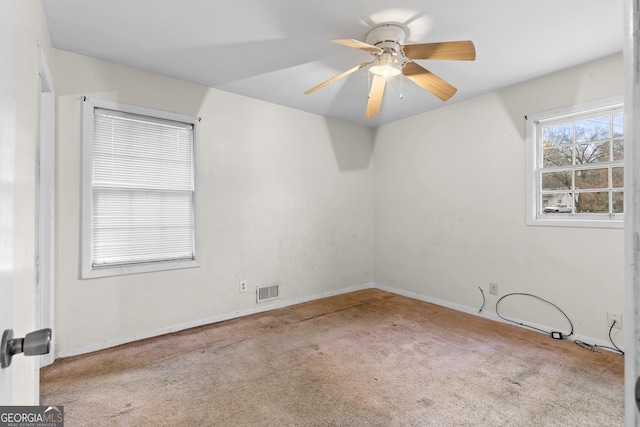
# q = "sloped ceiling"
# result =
<box><xmin>41</xmin><ymin>0</ymin><xmax>624</xmax><ymax>127</ymax></box>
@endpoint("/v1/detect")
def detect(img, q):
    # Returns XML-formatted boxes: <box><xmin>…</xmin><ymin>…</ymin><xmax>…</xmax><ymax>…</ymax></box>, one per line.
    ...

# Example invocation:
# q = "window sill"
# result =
<box><xmin>82</xmin><ymin>259</ymin><xmax>200</xmax><ymax>279</ymax></box>
<box><xmin>526</xmin><ymin>216</ymin><xmax>623</xmax><ymax>229</ymax></box>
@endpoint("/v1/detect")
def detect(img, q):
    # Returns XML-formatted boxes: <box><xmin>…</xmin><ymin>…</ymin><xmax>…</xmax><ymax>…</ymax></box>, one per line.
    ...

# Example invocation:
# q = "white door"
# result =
<box><xmin>0</xmin><ymin>0</ymin><xmax>17</xmax><ymax>404</ymax></box>
<box><xmin>626</xmin><ymin>0</ymin><xmax>640</xmax><ymax>425</ymax></box>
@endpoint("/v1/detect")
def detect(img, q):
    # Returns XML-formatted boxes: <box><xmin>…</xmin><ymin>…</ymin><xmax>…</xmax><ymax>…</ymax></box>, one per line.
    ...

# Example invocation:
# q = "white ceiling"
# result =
<box><xmin>41</xmin><ymin>0</ymin><xmax>624</xmax><ymax>128</ymax></box>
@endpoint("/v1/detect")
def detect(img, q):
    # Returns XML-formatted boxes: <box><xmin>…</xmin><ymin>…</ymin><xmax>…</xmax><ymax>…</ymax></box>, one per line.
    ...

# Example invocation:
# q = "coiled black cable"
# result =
<box><xmin>495</xmin><ymin>292</ymin><xmax>574</xmax><ymax>337</ymax></box>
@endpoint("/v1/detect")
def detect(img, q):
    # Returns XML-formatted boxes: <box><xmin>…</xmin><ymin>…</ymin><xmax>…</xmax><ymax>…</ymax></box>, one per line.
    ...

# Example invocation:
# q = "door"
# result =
<box><xmin>0</xmin><ymin>0</ymin><xmax>17</xmax><ymax>404</ymax></box>
<box><xmin>626</xmin><ymin>0</ymin><xmax>640</xmax><ymax>425</ymax></box>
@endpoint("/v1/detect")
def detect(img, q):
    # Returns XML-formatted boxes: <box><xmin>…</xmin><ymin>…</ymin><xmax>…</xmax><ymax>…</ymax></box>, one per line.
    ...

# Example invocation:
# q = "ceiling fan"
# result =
<box><xmin>305</xmin><ymin>23</ymin><xmax>476</xmax><ymax>118</ymax></box>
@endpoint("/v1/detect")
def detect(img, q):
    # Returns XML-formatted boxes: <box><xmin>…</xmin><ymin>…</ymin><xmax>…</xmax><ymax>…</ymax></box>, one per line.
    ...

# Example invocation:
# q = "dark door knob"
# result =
<box><xmin>1</xmin><ymin>328</ymin><xmax>51</xmax><ymax>368</ymax></box>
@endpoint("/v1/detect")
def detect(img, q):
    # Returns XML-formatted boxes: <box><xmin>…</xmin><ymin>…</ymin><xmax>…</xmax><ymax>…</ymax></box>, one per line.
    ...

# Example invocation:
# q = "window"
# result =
<box><xmin>82</xmin><ymin>98</ymin><xmax>200</xmax><ymax>278</ymax></box>
<box><xmin>525</xmin><ymin>96</ymin><xmax>624</xmax><ymax>228</ymax></box>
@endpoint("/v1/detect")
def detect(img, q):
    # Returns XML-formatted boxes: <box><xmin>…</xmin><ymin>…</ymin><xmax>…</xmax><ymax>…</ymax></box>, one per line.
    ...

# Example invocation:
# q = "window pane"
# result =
<box><xmin>575</xmin><ymin>192</ymin><xmax>609</xmax><ymax>213</ymax></box>
<box><xmin>543</xmin><ymin>123</ymin><xmax>573</xmax><ymax>145</ymax></box>
<box><xmin>613</xmin><ymin>191</ymin><xmax>624</xmax><ymax>213</ymax></box>
<box><xmin>543</xmin><ymin>145</ymin><xmax>573</xmax><ymax>167</ymax></box>
<box><xmin>613</xmin><ymin>139</ymin><xmax>624</xmax><ymax>161</ymax></box>
<box><xmin>613</xmin><ymin>167</ymin><xmax>624</xmax><ymax>188</ymax></box>
<box><xmin>575</xmin><ymin>168</ymin><xmax>608</xmax><ymax>189</ymax></box>
<box><xmin>542</xmin><ymin>198</ymin><xmax>572</xmax><ymax>214</ymax></box>
<box><xmin>541</xmin><ymin>171</ymin><xmax>571</xmax><ymax>190</ymax></box>
<box><xmin>575</xmin><ymin>141</ymin><xmax>609</xmax><ymax>164</ymax></box>
<box><xmin>575</xmin><ymin>116</ymin><xmax>610</xmax><ymax>143</ymax></box>
<box><xmin>542</xmin><ymin>124</ymin><xmax>572</xmax><ymax>168</ymax></box>
<box><xmin>613</xmin><ymin>113</ymin><xmax>624</xmax><ymax>137</ymax></box>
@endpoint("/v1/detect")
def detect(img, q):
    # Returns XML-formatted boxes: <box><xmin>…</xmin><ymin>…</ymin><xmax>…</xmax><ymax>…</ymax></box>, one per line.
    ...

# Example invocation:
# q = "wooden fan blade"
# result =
<box><xmin>332</xmin><ymin>38</ymin><xmax>383</xmax><ymax>54</ymax></box>
<box><xmin>304</xmin><ymin>61</ymin><xmax>371</xmax><ymax>95</ymax></box>
<box><xmin>403</xmin><ymin>62</ymin><xmax>457</xmax><ymax>101</ymax></box>
<box><xmin>403</xmin><ymin>40</ymin><xmax>476</xmax><ymax>61</ymax></box>
<box><xmin>365</xmin><ymin>74</ymin><xmax>386</xmax><ymax>118</ymax></box>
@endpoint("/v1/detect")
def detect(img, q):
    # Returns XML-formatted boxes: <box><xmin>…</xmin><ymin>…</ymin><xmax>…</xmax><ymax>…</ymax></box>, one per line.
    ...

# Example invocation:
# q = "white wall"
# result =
<box><xmin>53</xmin><ymin>46</ymin><xmax>624</xmax><ymax>356</ymax></box>
<box><xmin>54</xmin><ymin>50</ymin><xmax>374</xmax><ymax>356</ymax></box>
<box><xmin>373</xmin><ymin>53</ymin><xmax>625</xmax><ymax>346</ymax></box>
<box><xmin>13</xmin><ymin>0</ymin><xmax>52</xmax><ymax>403</ymax></box>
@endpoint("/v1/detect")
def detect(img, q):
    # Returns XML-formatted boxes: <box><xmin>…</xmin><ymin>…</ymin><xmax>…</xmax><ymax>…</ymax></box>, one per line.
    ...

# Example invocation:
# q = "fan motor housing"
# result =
<box><xmin>365</xmin><ymin>23</ymin><xmax>408</xmax><ymax>52</ymax></box>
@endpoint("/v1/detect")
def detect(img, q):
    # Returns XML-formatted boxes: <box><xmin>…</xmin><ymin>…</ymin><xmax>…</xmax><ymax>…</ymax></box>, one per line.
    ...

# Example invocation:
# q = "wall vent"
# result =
<box><xmin>257</xmin><ymin>284</ymin><xmax>279</xmax><ymax>303</ymax></box>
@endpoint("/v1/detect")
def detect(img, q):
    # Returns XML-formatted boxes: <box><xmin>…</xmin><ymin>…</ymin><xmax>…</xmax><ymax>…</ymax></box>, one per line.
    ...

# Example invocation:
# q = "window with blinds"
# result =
<box><xmin>82</xmin><ymin>98</ymin><xmax>200</xmax><ymax>277</ymax></box>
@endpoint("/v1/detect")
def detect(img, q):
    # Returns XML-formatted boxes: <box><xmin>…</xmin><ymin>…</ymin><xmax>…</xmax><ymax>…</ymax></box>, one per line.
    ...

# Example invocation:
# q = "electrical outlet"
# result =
<box><xmin>239</xmin><ymin>280</ymin><xmax>248</xmax><ymax>293</ymax></box>
<box><xmin>489</xmin><ymin>282</ymin><xmax>499</xmax><ymax>296</ymax></box>
<box><xmin>607</xmin><ymin>312</ymin><xmax>622</xmax><ymax>329</ymax></box>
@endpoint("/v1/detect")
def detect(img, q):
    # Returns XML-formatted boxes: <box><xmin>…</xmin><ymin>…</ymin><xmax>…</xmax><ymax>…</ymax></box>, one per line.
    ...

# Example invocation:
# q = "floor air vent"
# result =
<box><xmin>257</xmin><ymin>284</ymin><xmax>279</xmax><ymax>303</ymax></box>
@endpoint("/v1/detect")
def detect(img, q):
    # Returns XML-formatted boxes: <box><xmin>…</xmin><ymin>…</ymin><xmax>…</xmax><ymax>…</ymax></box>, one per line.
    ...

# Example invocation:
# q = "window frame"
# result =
<box><xmin>525</xmin><ymin>95</ymin><xmax>624</xmax><ymax>229</ymax></box>
<box><xmin>82</xmin><ymin>97</ymin><xmax>201</xmax><ymax>278</ymax></box>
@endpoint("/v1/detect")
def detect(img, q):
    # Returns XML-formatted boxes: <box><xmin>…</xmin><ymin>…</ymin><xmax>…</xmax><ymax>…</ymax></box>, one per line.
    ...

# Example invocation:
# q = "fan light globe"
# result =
<box><xmin>369</xmin><ymin>64</ymin><xmax>401</xmax><ymax>77</ymax></box>
<box><xmin>369</xmin><ymin>52</ymin><xmax>402</xmax><ymax>77</ymax></box>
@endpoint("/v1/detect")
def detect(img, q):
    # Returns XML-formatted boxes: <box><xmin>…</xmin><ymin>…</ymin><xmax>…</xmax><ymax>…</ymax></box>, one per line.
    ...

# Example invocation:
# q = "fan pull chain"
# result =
<box><xmin>367</xmin><ymin>71</ymin><xmax>371</xmax><ymax>98</ymax></box>
<box><xmin>400</xmin><ymin>73</ymin><xmax>404</xmax><ymax>99</ymax></box>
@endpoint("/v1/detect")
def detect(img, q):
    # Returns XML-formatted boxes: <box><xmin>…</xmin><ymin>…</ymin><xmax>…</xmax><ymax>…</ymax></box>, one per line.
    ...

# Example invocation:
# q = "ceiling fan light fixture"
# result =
<box><xmin>369</xmin><ymin>64</ymin><xmax>402</xmax><ymax>77</ymax></box>
<box><xmin>369</xmin><ymin>52</ymin><xmax>402</xmax><ymax>77</ymax></box>
<box><xmin>305</xmin><ymin>22</ymin><xmax>476</xmax><ymax>118</ymax></box>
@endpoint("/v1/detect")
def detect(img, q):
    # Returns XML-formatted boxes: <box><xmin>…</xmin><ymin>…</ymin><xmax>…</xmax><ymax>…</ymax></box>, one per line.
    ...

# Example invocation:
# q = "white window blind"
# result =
<box><xmin>91</xmin><ymin>108</ymin><xmax>195</xmax><ymax>267</ymax></box>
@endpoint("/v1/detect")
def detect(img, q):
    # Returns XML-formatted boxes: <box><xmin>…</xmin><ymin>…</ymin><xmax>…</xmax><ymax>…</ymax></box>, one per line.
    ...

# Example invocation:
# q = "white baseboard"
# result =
<box><xmin>58</xmin><ymin>281</ymin><xmax>622</xmax><ymax>359</ymax></box>
<box><xmin>57</xmin><ymin>282</ymin><xmax>375</xmax><ymax>359</ymax></box>
<box><xmin>374</xmin><ymin>283</ymin><xmax>623</xmax><ymax>353</ymax></box>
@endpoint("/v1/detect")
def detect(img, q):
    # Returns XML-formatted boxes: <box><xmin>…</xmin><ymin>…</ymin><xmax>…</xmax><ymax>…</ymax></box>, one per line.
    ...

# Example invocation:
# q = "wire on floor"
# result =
<box><xmin>495</xmin><ymin>293</ymin><xmax>574</xmax><ymax>338</ymax></box>
<box><xmin>494</xmin><ymin>292</ymin><xmax>623</xmax><ymax>355</ymax></box>
<box><xmin>574</xmin><ymin>321</ymin><xmax>624</xmax><ymax>355</ymax></box>
<box><xmin>574</xmin><ymin>340</ymin><xmax>600</xmax><ymax>352</ymax></box>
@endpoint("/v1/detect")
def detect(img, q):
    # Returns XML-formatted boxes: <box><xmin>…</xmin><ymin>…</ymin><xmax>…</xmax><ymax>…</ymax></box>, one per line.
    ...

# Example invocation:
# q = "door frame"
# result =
<box><xmin>37</xmin><ymin>45</ymin><xmax>55</xmax><ymax>367</ymax></box>
<box><xmin>0</xmin><ymin>0</ymin><xmax>17</xmax><ymax>404</ymax></box>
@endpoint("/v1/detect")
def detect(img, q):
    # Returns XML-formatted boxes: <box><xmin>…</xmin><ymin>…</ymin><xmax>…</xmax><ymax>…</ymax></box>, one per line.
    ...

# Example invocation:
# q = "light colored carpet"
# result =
<box><xmin>41</xmin><ymin>289</ymin><xmax>623</xmax><ymax>426</ymax></box>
